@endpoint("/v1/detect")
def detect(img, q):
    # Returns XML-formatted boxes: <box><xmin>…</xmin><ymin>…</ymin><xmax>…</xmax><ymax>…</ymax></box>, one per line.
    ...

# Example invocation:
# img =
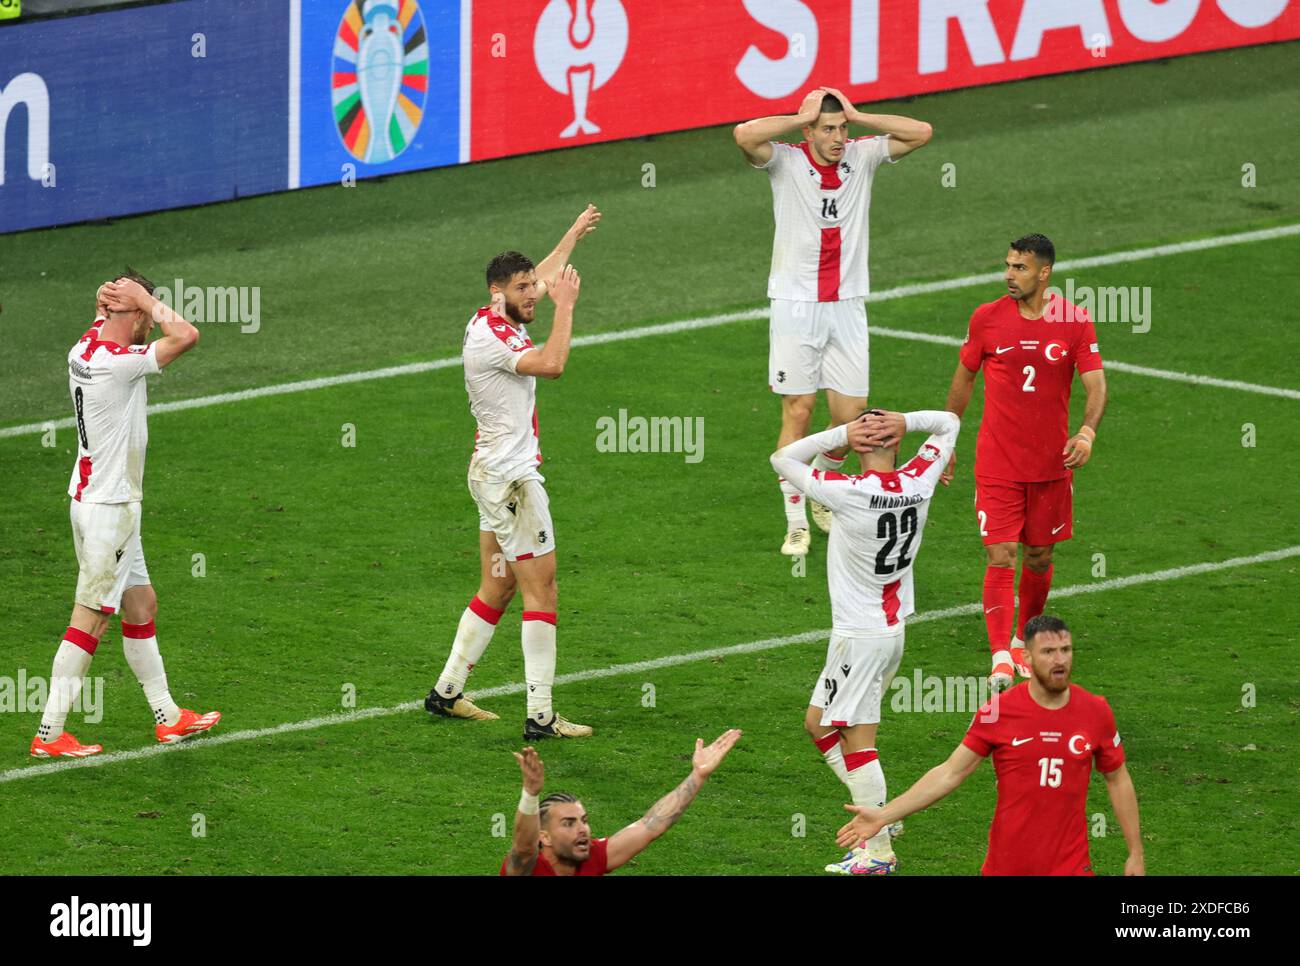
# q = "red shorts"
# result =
<box><xmin>974</xmin><ymin>473</ymin><xmax>1073</xmax><ymax>546</ymax></box>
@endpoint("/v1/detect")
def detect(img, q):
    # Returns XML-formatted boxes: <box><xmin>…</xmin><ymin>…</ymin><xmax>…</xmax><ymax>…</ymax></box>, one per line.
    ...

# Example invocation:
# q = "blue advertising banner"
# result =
<box><xmin>295</xmin><ymin>0</ymin><xmax>461</xmax><ymax>190</ymax></box>
<box><xmin>0</xmin><ymin>0</ymin><xmax>290</xmax><ymax>234</ymax></box>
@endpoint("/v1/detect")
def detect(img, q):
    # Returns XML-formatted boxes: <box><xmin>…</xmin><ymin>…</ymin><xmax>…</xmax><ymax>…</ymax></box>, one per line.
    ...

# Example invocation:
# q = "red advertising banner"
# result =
<box><xmin>469</xmin><ymin>0</ymin><xmax>1299</xmax><ymax>162</ymax></box>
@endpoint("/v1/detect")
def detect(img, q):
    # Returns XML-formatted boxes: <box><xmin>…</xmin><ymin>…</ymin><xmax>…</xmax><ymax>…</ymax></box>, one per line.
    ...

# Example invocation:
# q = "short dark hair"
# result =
<box><xmin>539</xmin><ymin>791</ymin><xmax>579</xmax><ymax>827</ymax></box>
<box><xmin>116</xmin><ymin>266</ymin><xmax>156</xmax><ymax>295</ymax></box>
<box><xmin>485</xmin><ymin>251</ymin><xmax>534</xmax><ymax>288</ymax></box>
<box><xmin>1025</xmin><ymin>614</ymin><xmax>1070</xmax><ymax>645</ymax></box>
<box><xmin>819</xmin><ymin>93</ymin><xmax>845</xmax><ymax>116</ymax></box>
<box><xmin>1009</xmin><ymin>234</ymin><xmax>1055</xmax><ymax>265</ymax></box>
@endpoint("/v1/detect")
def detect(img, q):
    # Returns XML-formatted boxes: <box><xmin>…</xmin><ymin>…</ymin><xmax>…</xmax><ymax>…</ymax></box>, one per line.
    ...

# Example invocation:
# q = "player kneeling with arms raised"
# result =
<box><xmin>501</xmin><ymin>729</ymin><xmax>742</xmax><ymax>876</ymax></box>
<box><xmin>771</xmin><ymin>407</ymin><xmax>959</xmax><ymax>874</ymax></box>
<box><xmin>32</xmin><ymin>272</ymin><xmax>220</xmax><ymax>758</ymax></box>
<box><xmin>837</xmin><ymin>615</ymin><xmax>1144</xmax><ymax>876</ymax></box>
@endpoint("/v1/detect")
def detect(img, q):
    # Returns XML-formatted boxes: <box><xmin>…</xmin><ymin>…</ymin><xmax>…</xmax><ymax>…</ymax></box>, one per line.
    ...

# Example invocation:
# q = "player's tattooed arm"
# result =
<box><xmin>505</xmin><ymin>847</ymin><xmax>538</xmax><ymax>877</ymax></box>
<box><xmin>504</xmin><ymin>747</ymin><xmax>544</xmax><ymax>876</ymax></box>
<box><xmin>605</xmin><ymin>729</ymin><xmax>742</xmax><ymax>871</ymax></box>
<box><xmin>533</xmin><ymin>204</ymin><xmax>601</xmax><ymax>298</ymax></box>
<box><xmin>641</xmin><ymin>773</ymin><xmax>700</xmax><ymax>835</ymax></box>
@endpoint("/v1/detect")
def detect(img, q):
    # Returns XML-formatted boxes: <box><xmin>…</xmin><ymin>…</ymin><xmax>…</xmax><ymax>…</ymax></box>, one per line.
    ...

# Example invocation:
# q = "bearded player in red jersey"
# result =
<box><xmin>943</xmin><ymin>234</ymin><xmax>1107</xmax><ymax>690</ymax></box>
<box><xmin>501</xmin><ymin>730</ymin><xmax>742</xmax><ymax>876</ymax></box>
<box><xmin>837</xmin><ymin>615</ymin><xmax>1144</xmax><ymax>876</ymax></box>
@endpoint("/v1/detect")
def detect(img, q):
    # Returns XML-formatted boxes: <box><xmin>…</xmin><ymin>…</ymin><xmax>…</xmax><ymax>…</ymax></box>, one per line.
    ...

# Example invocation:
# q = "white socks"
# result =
<box><xmin>521</xmin><ymin>612</ymin><xmax>557</xmax><ymax>721</ymax></box>
<box><xmin>779</xmin><ymin>478</ymin><xmax>807</xmax><ymax>530</ymax></box>
<box><xmin>845</xmin><ymin>749</ymin><xmax>893</xmax><ymax>860</ymax></box>
<box><xmin>122</xmin><ymin>620</ymin><xmax>180</xmax><ymax>728</ymax></box>
<box><xmin>37</xmin><ymin>630</ymin><xmax>97</xmax><ymax>741</ymax></box>
<box><xmin>435</xmin><ymin>597</ymin><xmax>503</xmax><ymax>698</ymax></box>
<box><xmin>813</xmin><ymin>730</ymin><xmax>850</xmax><ymax>784</ymax></box>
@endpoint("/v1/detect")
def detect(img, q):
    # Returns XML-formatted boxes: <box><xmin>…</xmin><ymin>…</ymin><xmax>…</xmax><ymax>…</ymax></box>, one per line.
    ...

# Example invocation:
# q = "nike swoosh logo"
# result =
<box><xmin>985</xmin><ymin>606</ymin><xmax>1001</xmax><ymax>614</ymax></box>
<box><xmin>1011</xmin><ymin>737</ymin><xmax>1033</xmax><ymax>746</ymax></box>
<box><xmin>995</xmin><ymin>346</ymin><xmax>1014</xmax><ymax>354</ymax></box>
<box><xmin>1051</xmin><ymin>523</ymin><xmax>1066</xmax><ymax>534</ymax></box>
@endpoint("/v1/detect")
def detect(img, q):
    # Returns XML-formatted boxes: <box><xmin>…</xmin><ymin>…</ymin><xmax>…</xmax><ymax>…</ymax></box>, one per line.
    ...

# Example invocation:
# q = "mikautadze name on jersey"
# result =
<box><xmin>869</xmin><ymin>492</ymin><xmax>926</xmax><ymax>510</ymax></box>
<box><xmin>49</xmin><ymin>895</ymin><xmax>151</xmax><ymax>946</ymax></box>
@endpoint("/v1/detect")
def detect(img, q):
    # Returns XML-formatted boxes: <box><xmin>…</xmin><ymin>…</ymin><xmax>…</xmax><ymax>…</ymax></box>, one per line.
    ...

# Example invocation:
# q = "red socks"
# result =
<box><xmin>1016</xmin><ymin>565</ymin><xmax>1054</xmax><ymax>639</ymax></box>
<box><xmin>982</xmin><ymin>566</ymin><xmax>1015</xmax><ymax>654</ymax></box>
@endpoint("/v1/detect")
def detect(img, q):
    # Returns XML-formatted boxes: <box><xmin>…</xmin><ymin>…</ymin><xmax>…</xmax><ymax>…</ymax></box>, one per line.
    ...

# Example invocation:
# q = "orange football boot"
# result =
<box><xmin>30</xmin><ymin>732</ymin><xmax>103</xmax><ymax>758</ymax></box>
<box><xmin>156</xmin><ymin>708</ymin><xmax>222</xmax><ymax>744</ymax></box>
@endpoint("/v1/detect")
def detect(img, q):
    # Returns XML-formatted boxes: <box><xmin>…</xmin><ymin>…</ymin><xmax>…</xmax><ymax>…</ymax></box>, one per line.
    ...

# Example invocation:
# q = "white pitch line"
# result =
<box><xmin>4</xmin><ymin>543</ymin><xmax>1296</xmax><ymax>785</ymax></box>
<box><xmin>4</xmin><ymin>223</ymin><xmax>1298</xmax><ymax>440</ymax></box>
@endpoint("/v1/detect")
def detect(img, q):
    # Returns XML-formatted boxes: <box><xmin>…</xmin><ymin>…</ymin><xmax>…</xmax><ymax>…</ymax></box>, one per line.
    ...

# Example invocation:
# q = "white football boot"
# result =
<box><xmin>781</xmin><ymin>528</ymin><xmax>811</xmax><ymax>556</ymax></box>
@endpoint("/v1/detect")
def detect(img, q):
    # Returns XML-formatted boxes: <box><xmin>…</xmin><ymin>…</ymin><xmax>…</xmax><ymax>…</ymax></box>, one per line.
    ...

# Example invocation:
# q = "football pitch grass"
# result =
<box><xmin>1</xmin><ymin>43</ymin><xmax>1297</xmax><ymax>875</ymax></box>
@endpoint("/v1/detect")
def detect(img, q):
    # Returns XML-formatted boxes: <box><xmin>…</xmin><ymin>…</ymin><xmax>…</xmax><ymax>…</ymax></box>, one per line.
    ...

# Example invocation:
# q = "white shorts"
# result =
<box><xmin>470</xmin><ymin>474</ymin><xmax>555</xmax><ymax>562</ymax></box>
<box><xmin>809</xmin><ymin>628</ymin><xmax>905</xmax><ymax>728</ymax></box>
<box><xmin>769</xmin><ymin>298</ymin><xmax>870</xmax><ymax>397</ymax></box>
<box><xmin>71</xmin><ymin>500</ymin><xmax>150</xmax><ymax>614</ymax></box>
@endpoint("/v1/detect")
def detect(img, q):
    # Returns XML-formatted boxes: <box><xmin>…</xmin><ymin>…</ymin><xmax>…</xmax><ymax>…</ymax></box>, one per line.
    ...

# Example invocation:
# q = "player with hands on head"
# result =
<box><xmin>501</xmin><ymin>729</ymin><xmax>743</xmax><ymax>876</ymax></box>
<box><xmin>771</xmin><ymin>406</ymin><xmax>958</xmax><ymax>874</ymax></box>
<box><xmin>735</xmin><ymin>86</ymin><xmax>931</xmax><ymax>556</ymax></box>
<box><xmin>32</xmin><ymin>269</ymin><xmax>219</xmax><ymax>758</ymax></box>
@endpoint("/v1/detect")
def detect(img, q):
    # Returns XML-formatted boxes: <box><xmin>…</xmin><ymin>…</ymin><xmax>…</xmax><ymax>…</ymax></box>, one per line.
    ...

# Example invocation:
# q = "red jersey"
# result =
<box><xmin>963</xmin><ymin>683</ymin><xmax>1125</xmax><ymax>876</ymax></box>
<box><xmin>959</xmin><ymin>296</ymin><xmax>1103</xmax><ymax>482</ymax></box>
<box><xmin>498</xmin><ymin>837</ymin><xmax>608</xmax><ymax>876</ymax></box>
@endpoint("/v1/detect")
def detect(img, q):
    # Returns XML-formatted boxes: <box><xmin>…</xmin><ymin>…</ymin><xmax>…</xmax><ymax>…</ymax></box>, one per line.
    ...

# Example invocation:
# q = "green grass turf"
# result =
<box><xmin>1</xmin><ymin>237</ymin><xmax>1297</xmax><ymax>874</ymax></box>
<box><xmin>0</xmin><ymin>43</ymin><xmax>1297</xmax><ymax>875</ymax></box>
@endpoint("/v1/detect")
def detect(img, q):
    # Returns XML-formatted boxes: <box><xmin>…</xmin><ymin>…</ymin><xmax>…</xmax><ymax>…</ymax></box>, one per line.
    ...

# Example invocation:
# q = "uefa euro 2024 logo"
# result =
<box><xmin>333</xmin><ymin>0</ymin><xmax>429</xmax><ymax>164</ymax></box>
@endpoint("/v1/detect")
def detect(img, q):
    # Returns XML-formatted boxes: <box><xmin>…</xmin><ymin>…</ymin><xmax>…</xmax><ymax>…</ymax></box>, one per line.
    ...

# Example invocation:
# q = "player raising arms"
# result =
<box><xmin>943</xmin><ymin>235</ymin><xmax>1107</xmax><ymax>690</ymax></box>
<box><xmin>501</xmin><ymin>730</ymin><xmax>742</xmax><ymax>876</ymax></box>
<box><xmin>31</xmin><ymin>271</ymin><xmax>221</xmax><ymax>758</ymax></box>
<box><xmin>838</xmin><ymin>615</ymin><xmax>1144</xmax><ymax>876</ymax></box>
<box><xmin>771</xmin><ymin>406</ymin><xmax>959</xmax><ymax>874</ymax></box>
<box><xmin>735</xmin><ymin>87</ymin><xmax>931</xmax><ymax>556</ymax></box>
<box><xmin>425</xmin><ymin>205</ymin><xmax>600</xmax><ymax>739</ymax></box>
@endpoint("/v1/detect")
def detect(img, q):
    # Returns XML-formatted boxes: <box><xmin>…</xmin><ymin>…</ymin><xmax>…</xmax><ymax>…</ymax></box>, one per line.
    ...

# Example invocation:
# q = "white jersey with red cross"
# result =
<box><xmin>755</xmin><ymin>135</ymin><xmax>896</xmax><ymax>303</ymax></box>
<box><xmin>66</xmin><ymin>317</ymin><xmax>160</xmax><ymax>504</ymax></box>
<box><xmin>463</xmin><ymin>307</ymin><xmax>542</xmax><ymax>484</ymax></box>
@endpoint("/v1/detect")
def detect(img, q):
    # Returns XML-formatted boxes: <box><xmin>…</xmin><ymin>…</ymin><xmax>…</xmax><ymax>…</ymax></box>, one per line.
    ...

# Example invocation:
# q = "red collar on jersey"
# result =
<box><xmin>476</xmin><ymin>305</ymin><xmax>518</xmax><ymax>329</ymax></box>
<box><xmin>800</xmin><ymin>142</ymin><xmax>842</xmax><ymax>190</ymax></box>
<box><xmin>78</xmin><ymin>320</ymin><xmax>129</xmax><ymax>361</ymax></box>
<box><xmin>813</xmin><ymin>467</ymin><xmax>904</xmax><ymax>492</ymax></box>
